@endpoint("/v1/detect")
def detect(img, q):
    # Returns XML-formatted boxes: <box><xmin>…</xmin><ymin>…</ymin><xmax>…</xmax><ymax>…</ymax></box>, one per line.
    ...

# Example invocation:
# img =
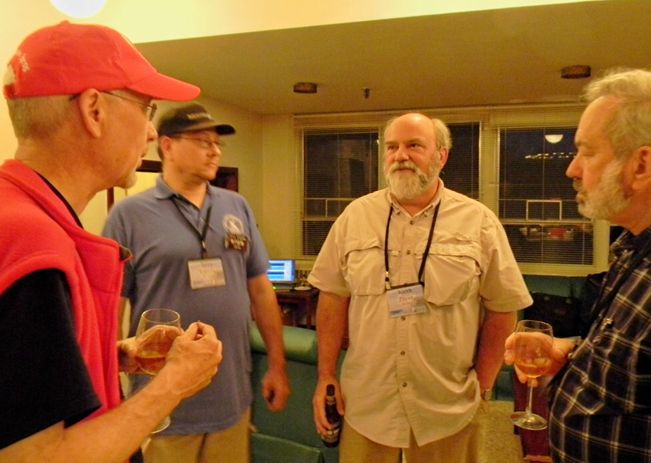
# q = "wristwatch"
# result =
<box><xmin>480</xmin><ymin>388</ymin><xmax>492</xmax><ymax>401</ymax></box>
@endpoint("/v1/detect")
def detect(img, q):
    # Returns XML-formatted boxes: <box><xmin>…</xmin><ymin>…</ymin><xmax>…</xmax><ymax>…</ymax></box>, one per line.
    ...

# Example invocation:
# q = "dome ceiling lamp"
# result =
<box><xmin>544</xmin><ymin>134</ymin><xmax>564</xmax><ymax>144</ymax></box>
<box><xmin>50</xmin><ymin>0</ymin><xmax>108</xmax><ymax>18</ymax></box>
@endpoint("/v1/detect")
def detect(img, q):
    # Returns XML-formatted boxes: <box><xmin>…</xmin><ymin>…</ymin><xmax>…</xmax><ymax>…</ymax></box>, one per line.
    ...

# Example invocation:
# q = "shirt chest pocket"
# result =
<box><xmin>343</xmin><ymin>238</ymin><xmax>386</xmax><ymax>296</ymax></box>
<box><xmin>422</xmin><ymin>244</ymin><xmax>480</xmax><ymax>307</ymax></box>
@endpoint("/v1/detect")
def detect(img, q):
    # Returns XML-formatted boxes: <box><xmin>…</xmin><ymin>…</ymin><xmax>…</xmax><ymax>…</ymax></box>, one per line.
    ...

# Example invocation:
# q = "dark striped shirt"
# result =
<box><xmin>549</xmin><ymin>228</ymin><xmax>651</xmax><ymax>462</ymax></box>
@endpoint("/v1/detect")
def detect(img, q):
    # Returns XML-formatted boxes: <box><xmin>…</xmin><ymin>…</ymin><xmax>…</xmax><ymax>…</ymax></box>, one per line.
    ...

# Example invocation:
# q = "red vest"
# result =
<box><xmin>0</xmin><ymin>160</ymin><xmax>125</xmax><ymax>417</ymax></box>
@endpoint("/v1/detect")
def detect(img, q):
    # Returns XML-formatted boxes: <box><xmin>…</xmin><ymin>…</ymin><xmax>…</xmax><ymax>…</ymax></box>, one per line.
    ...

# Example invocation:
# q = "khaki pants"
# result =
<box><xmin>339</xmin><ymin>405</ymin><xmax>483</xmax><ymax>463</ymax></box>
<box><xmin>143</xmin><ymin>408</ymin><xmax>251</xmax><ymax>463</ymax></box>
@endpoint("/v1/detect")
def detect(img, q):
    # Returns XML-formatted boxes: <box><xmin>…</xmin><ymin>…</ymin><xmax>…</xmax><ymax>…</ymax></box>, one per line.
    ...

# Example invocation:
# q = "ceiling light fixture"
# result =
<box><xmin>293</xmin><ymin>82</ymin><xmax>318</xmax><ymax>94</ymax></box>
<box><xmin>50</xmin><ymin>0</ymin><xmax>107</xmax><ymax>18</ymax></box>
<box><xmin>561</xmin><ymin>65</ymin><xmax>591</xmax><ymax>79</ymax></box>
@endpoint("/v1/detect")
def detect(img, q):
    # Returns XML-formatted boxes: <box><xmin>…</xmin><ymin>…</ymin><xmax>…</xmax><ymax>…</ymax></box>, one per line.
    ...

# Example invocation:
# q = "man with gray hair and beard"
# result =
<box><xmin>505</xmin><ymin>68</ymin><xmax>651</xmax><ymax>463</ymax></box>
<box><xmin>309</xmin><ymin>113</ymin><xmax>532</xmax><ymax>462</ymax></box>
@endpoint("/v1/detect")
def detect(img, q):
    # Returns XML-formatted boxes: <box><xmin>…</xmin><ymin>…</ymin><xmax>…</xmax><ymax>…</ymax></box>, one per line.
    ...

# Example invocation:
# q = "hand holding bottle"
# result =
<box><xmin>313</xmin><ymin>380</ymin><xmax>344</xmax><ymax>447</ymax></box>
<box><xmin>321</xmin><ymin>384</ymin><xmax>342</xmax><ymax>447</ymax></box>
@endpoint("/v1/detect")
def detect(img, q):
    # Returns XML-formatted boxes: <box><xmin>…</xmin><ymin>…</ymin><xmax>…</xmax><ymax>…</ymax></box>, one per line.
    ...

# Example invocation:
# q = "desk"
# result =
<box><xmin>275</xmin><ymin>288</ymin><xmax>319</xmax><ymax>329</ymax></box>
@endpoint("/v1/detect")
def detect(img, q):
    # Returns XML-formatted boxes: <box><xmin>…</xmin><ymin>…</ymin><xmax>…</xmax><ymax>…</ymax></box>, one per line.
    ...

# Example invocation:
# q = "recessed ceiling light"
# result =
<box><xmin>561</xmin><ymin>65</ymin><xmax>591</xmax><ymax>79</ymax></box>
<box><xmin>293</xmin><ymin>82</ymin><xmax>318</xmax><ymax>94</ymax></box>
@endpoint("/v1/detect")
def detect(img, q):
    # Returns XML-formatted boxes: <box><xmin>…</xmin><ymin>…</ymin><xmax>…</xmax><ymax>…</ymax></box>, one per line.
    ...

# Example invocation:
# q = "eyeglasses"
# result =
<box><xmin>70</xmin><ymin>91</ymin><xmax>157</xmax><ymax>121</ymax></box>
<box><xmin>103</xmin><ymin>92</ymin><xmax>158</xmax><ymax>121</ymax></box>
<box><xmin>172</xmin><ymin>136</ymin><xmax>225</xmax><ymax>150</ymax></box>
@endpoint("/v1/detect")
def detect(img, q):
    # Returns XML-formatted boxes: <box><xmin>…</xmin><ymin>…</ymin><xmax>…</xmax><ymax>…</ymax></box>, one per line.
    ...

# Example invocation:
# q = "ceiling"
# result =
<box><xmin>137</xmin><ymin>1</ymin><xmax>651</xmax><ymax>116</ymax></box>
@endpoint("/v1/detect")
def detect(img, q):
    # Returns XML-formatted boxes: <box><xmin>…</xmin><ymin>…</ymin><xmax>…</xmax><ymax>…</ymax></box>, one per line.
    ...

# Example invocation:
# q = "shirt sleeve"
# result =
<box><xmin>307</xmin><ymin>212</ymin><xmax>352</xmax><ymax>297</ymax></box>
<box><xmin>479</xmin><ymin>212</ymin><xmax>533</xmax><ymax>311</ymax></box>
<box><xmin>241</xmin><ymin>199</ymin><xmax>271</xmax><ymax>278</ymax></box>
<box><xmin>0</xmin><ymin>269</ymin><xmax>100</xmax><ymax>449</ymax></box>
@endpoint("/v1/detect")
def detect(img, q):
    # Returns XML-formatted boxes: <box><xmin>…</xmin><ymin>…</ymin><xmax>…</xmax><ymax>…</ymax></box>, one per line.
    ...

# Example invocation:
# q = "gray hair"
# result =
<box><xmin>383</xmin><ymin>114</ymin><xmax>453</xmax><ymax>152</ymax></box>
<box><xmin>431</xmin><ymin>117</ymin><xmax>452</xmax><ymax>152</ymax></box>
<box><xmin>583</xmin><ymin>68</ymin><xmax>651</xmax><ymax>160</ymax></box>
<box><xmin>6</xmin><ymin>95</ymin><xmax>70</xmax><ymax>139</ymax></box>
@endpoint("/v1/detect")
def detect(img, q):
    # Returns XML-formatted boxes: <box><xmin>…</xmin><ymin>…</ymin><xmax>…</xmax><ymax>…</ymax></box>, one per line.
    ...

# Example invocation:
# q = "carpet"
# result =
<box><xmin>478</xmin><ymin>400</ymin><xmax>524</xmax><ymax>463</ymax></box>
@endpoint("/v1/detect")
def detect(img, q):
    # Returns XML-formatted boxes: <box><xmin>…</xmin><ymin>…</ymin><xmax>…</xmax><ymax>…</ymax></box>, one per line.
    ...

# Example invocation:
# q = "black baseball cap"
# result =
<box><xmin>157</xmin><ymin>103</ymin><xmax>235</xmax><ymax>137</ymax></box>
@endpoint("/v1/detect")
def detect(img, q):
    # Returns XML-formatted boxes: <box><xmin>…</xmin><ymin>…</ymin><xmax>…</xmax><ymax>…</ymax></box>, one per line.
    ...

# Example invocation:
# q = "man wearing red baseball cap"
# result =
<box><xmin>0</xmin><ymin>22</ymin><xmax>223</xmax><ymax>462</ymax></box>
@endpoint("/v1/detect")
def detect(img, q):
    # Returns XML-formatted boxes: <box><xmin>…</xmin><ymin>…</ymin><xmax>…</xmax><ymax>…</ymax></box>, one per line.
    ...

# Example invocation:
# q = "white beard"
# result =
<box><xmin>576</xmin><ymin>159</ymin><xmax>630</xmax><ymax>220</ymax></box>
<box><xmin>385</xmin><ymin>157</ymin><xmax>441</xmax><ymax>201</ymax></box>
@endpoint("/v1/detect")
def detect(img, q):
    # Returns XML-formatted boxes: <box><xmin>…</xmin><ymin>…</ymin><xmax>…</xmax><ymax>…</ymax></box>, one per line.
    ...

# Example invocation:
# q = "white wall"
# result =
<box><xmin>260</xmin><ymin>114</ymin><xmax>300</xmax><ymax>258</ymax></box>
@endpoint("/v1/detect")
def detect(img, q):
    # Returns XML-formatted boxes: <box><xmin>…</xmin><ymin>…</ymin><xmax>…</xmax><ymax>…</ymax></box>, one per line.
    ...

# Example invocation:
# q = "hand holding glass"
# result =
<box><xmin>510</xmin><ymin>319</ymin><xmax>553</xmax><ymax>430</ymax></box>
<box><xmin>135</xmin><ymin>308</ymin><xmax>183</xmax><ymax>433</ymax></box>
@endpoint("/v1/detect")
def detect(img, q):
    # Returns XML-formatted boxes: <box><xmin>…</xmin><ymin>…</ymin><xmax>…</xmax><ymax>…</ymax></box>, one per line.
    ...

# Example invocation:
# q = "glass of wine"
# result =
<box><xmin>510</xmin><ymin>319</ymin><xmax>554</xmax><ymax>431</ymax></box>
<box><xmin>135</xmin><ymin>308</ymin><xmax>183</xmax><ymax>433</ymax></box>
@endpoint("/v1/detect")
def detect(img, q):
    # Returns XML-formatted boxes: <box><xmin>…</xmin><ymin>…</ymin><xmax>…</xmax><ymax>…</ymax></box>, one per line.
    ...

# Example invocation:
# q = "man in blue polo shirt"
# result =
<box><xmin>103</xmin><ymin>103</ymin><xmax>289</xmax><ymax>463</ymax></box>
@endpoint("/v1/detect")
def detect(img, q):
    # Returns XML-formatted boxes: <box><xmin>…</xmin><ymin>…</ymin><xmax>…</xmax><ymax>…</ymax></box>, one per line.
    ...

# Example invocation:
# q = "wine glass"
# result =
<box><xmin>135</xmin><ymin>308</ymin><xmax>183</xmax><ymax>433</ymax></box>
<box><xmin>510</xmin><ymin>319</ymin><xmax>554</xmax><ymax>430</ymax></box>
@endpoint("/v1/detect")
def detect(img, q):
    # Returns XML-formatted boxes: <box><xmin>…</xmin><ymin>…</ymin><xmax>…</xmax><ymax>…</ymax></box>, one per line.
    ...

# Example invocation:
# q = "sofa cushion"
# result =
<box><xmin>251</xmin><ymin>324</ymin><xmax>318</xmax><ymax>364</ymax></box>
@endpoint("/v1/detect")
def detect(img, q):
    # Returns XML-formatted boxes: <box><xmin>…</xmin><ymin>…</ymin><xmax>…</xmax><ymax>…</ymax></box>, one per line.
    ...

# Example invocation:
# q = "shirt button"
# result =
<box><xmin>401</xmin><ymin>316</ymin><xmax>406</xmax><ymax>321</ymax></box>
<box><xmin>406</xmin><ymin>250</ymin><xmax>411</xmax><ymax>255</ymax></box>
<box><xmin>409</xmin><ymin>220</ymin><xmax>414</xmax><ymax>225</ymax></box>
<box><xmin>402</xmin><ymin>382</ymin><xmax>408</xmax><ymax>388</ymax></box>
<box><xmin>400</xmin><ymin>351</ymin><xmax>405</xmax><ymax>356</ymax></box>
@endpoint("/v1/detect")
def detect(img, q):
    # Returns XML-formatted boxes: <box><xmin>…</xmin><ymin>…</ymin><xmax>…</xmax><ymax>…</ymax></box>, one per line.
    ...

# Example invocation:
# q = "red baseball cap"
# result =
<box><xmin>4</xmin><ymin>21</ymin><xmax>199</xmax><ymax>101</ymax></box>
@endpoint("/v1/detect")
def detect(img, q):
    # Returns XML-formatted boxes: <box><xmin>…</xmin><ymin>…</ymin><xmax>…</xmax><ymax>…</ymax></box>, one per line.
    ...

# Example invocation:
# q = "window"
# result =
<box><xmin>498</xmin><ymin>127</ymin><xmax>593</xmax><ymax>265</ymax></box>
<box><xmin>441</xmin><ymin>123</ymin><xmax>480</xmax><ymax>199</ymax></box>
<box><xmin>303</xmin><ymin>130</ymin><xmax>379</xmax><ymax>256</ymax></box>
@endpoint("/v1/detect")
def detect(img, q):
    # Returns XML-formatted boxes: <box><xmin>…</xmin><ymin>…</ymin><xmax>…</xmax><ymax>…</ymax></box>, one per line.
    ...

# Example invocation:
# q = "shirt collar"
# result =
<box><xmin>610</xmin><ymin>226</ymin><xmax>651</xmax><ymax>257</ymax></box>
<box><xmin>154</xmin><ymin>174</ymin><xmax>178</xmax><ymax>200</ymax></box>
<box><xmin>154</xmin><ymin>175</ymin><xmax>214</xmax><ymax>207</ymax></box>
<box><xmin>37</xmin><ymin>173</ymin><xmax>83</xmax><ymax>228</ymax></box>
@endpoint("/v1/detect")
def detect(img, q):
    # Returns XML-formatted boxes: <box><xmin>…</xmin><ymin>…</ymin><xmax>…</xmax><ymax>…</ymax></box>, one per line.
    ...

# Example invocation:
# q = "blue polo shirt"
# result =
<box><xmin>103</xmin><ymin>176</ymin><xmax>269</xmax><ymax>434</ymax></box>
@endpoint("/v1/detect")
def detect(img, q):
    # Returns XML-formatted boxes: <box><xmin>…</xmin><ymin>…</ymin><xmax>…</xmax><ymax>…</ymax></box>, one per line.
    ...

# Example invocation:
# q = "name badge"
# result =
<box><xmin>386</xmin><ymin>283</ymin><xmax>427</xmax><ymax>318</ymax></box>
<box><xmin>188</xmin><ymin>258</ymin><xmax>226</xmax><ymax>289</ymax></box>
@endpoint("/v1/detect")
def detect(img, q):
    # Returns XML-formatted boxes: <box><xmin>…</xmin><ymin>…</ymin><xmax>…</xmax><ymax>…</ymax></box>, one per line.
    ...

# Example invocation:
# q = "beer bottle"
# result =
<box><xmin>321</xmin><ymin>384</ymin><xmax>342</xmax><ymax>447</ymax></box>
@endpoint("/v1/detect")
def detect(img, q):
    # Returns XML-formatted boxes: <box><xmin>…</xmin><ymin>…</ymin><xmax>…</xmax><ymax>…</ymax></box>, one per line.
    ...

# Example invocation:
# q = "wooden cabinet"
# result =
<box><xmin>275</xmin><ymin>288</ymin><xmax>319</xmax><ymax>329</ymax></box>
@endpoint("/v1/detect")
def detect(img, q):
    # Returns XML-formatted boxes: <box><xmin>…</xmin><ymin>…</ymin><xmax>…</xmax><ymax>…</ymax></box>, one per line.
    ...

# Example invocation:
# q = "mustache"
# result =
<box><xmin>572</xmin><ymin>180</ymin><xmax>582</xmax><ymax>192</ymax></box>
<box><xmin>389</xmin><ymin>161</ymin><xmax>419</xmax><ymax>173</ymax></box>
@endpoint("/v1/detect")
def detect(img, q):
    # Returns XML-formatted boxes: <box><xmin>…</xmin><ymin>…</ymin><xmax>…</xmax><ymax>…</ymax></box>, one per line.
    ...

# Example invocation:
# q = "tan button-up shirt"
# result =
<box><xmin>309</xmin><ymin>185</ymin><xmax>532</xmax><ymax>447</ymax></box>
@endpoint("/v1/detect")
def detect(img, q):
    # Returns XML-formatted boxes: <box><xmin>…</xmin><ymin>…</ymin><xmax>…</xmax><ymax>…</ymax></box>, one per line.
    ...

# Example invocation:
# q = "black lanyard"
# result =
<box><xmin>384</xmin><ymin>201</ymin><xmax>441</xmax><ymax>290</ymax></box>
<box><xmin>171</xmin><ymin>198</ymin><xmax>213</xmax><ymax>259</ymax></box>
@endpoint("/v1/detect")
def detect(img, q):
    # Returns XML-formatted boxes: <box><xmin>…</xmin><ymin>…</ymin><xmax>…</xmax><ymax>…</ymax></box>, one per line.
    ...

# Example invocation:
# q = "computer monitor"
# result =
<box><xmin>267</xmin><ymin>259</ymin><xmax>296</xmax><ymax>287</ymax></box>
